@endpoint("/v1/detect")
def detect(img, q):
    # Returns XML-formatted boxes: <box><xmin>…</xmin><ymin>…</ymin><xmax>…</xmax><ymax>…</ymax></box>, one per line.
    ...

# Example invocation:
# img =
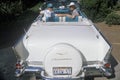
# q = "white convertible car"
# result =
<box><xmin>13</xmin><ymin>0</ymin><xmax>114</xmax><ymax>80</ymax></box>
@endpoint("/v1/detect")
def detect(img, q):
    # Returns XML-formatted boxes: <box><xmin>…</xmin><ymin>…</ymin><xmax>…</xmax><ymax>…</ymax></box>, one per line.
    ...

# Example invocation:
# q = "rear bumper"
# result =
<box><xmin>15</xmin><ymin>65</ymin><xmax>113</xmax><ymax>79</ymax></box>
<box><xmin>15</xmin><ymin>66</ymin><xmax>42</xmax><ymax>77</ymax></box>
<box><xmin>41</xmin><ymin>71</ymin><xmax>84</xmax><ymax>80</ymax></box>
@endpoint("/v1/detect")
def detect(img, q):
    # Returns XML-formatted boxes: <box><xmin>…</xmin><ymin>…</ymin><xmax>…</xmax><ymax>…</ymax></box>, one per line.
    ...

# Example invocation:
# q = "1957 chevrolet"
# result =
<box><xmin>13</xmin><ymin>0</ymin><xmax>114</xmax><ymax>80</ymax></box>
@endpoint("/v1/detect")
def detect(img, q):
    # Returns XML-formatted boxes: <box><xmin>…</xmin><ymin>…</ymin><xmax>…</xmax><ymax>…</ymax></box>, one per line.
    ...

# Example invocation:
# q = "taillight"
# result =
<box><xmin>16</xmin><ymin>63</ymin><xmax>22</xmax><ymax>69</ymax></box>
<box><xmin>104</xmin><ymin>63</ymin><xmax>111</xmax><ymax>68</ymax></box>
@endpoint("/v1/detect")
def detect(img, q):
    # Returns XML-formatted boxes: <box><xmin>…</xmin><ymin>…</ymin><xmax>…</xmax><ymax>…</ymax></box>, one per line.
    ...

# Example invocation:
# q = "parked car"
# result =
<box><xmin>13</xmin><ymin>0</ymin><xmax>114</xmax><ymax>80</ymax></box>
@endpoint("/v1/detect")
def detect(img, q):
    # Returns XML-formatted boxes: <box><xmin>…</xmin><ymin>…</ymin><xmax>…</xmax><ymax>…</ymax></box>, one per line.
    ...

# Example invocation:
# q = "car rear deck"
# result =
<box><xmin>23</xmin><ymin>22</ymin><xmax>111</xmax><ymax>62</ymax></box>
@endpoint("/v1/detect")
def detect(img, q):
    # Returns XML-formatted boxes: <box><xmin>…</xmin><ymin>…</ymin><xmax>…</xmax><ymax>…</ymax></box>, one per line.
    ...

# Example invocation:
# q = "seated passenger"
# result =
<box><xmin>57</xmin><ymin>2</ymin><xmax>79</xmax><ymax>19</ymax></box>
<box><xmin>40</xmin><ymin>3</ymin><xmax>55</xmax><ymax>22</ymax></box>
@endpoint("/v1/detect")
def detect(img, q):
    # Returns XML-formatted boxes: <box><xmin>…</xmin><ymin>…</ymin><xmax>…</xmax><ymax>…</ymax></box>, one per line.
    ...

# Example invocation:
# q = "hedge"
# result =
<box><xmin>105</xmin><ymin>12</ymin><xmax>120</xmax><ymax>25</ymax></box>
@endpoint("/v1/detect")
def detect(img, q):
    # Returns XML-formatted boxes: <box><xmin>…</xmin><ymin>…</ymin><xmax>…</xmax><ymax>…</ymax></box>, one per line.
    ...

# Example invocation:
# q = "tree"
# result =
<box><xmin>80</xmin><ymin>0</ymin><xmax>113</xmax><ymax>22</ymax></box>
<box><xmin>0</xmin><ymin>0</ymin><xmax>41</xmax><ymax>22</ymax></box>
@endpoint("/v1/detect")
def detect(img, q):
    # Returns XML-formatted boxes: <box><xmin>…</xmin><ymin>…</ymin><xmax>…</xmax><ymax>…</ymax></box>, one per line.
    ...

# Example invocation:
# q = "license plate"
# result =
<box><xmin>53</xmin><ymin>67</ymin><xmax>72</xmax><ymax>75</ymax></box>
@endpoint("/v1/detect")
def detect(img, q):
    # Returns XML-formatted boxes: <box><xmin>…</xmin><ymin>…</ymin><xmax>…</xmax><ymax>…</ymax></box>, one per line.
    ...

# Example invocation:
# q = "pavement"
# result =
<box><xmin>95</xmin><ymin>22</ymin><xmax>120</xmax><ymax>62</ymax></box>
<box><xmin>95</xmin><ymin>22</ymin><xmax>120</xmax><ymax>80</ymax></box>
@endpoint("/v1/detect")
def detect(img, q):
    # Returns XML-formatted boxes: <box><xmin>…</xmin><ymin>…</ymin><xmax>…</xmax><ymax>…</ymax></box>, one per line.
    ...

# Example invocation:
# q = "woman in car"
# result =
<box><xmin>57</xmin><ymin>2</ymin><xmax>79</xmax><ymax>19</ymax></box>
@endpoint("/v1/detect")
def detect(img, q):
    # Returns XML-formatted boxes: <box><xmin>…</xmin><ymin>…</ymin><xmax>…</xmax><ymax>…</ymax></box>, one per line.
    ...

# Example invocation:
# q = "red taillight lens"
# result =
<box><xmin>104</xmin><ymin>63</ymin><xmax>111</xmax><ymax>68</ymax></box>
<box><xmin>16</xmin><ymin>63</ymin><xmax>22</xmax><ymax>69</ymax></box>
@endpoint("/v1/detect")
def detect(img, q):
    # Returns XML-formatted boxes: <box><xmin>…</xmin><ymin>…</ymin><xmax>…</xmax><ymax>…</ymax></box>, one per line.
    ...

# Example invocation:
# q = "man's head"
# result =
<box><xmin>47</xmin><ymin>3</ymin><xmax>53</xmax><ymax>11</ymax></box>
<box><xmin>68</xmin><ymin>2</ymin><xmax>76</xmax><ymax>11</ymax></box>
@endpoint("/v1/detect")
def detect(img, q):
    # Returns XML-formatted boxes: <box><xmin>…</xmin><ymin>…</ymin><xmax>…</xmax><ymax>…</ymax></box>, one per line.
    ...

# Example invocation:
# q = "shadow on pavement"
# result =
<box><xmin>0</xmin><ymin>10</ymin><xmax>38</xmax><ymax>80</ymax></box>
<box><xmin>0</xmin><ymin>10</ymin><xmax>39</xmax><ymax>49</ymax></box>
<box><xmin>108</xmin><ymin>54</ymin><xmax>118</xmax><ymax>79</ymax></box>
<box><xmin>0</xmin><ymin>69</ymin><xmax>5</xmax><ymax>80</ymax></box>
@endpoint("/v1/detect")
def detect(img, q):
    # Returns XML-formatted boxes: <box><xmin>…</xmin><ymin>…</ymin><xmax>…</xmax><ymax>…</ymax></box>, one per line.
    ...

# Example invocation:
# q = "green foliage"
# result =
<box><xmin>0</xmin><ymin>1</ymin><xmax>23</xmax><ymax>15</ymax></box>
<box><xmin>0</xmin><ymin>0</ymin><xmax>23</xmax><ymax>22</ymax></box>
<box><xmin>96</xmin><ymin>3</ymin><xmax>112</xmax><ymax>22</ymax></box>
<box><xmin>82</xmin><ymin>0</ymin><xmax>97</xmax><ymax>8</ymax></box>
<box><xmin>105</xmin><ymin>12</ymin><xmax>120</xmax><ymax>25</ymax></box>
<box><xmin>80</xmin><ymin>0</ymin><xmax>119</xmax><ymax>23</ymax></box>
<box><xmin>113</xmin><ymin>2</ymin><xmax>120</xmax><ymax>10</ymax></box>
<box><xmin>30</xmin><ymin>2</ymin><xmax>42</xmax><ymax>12</ymax></box>
<box><xmin>0</xmin><ymin>0</ymin><xmax>41</xmax><ymax>23</ymax></box>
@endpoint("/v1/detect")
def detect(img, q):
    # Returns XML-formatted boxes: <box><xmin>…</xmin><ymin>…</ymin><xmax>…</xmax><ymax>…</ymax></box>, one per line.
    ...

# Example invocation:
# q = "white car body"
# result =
<box><xmin>13</xmin><ymin>1</ymin><xmax>113</xmax><ymax>80</ymax></box>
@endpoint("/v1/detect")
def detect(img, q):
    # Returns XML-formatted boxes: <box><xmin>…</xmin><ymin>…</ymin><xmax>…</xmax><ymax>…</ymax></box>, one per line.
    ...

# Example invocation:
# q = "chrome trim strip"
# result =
<box><xmin>28</xmin><ymin>61</ymin><xmax>43</xmax><ymax>65</ymax></box>
<box><xmin>24</xmin><ymin>66</ymin><xmax>43</xmax><ymax>72</ymax></box>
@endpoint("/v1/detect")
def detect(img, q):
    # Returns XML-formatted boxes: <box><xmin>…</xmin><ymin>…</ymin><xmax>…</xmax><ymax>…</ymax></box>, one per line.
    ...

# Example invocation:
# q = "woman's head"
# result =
<box><xmin>68</xmin><ymin>2</ymin><xmax>76</xmax><ymax>10</ymax></box>
<box><xmin>69</xmin><ymin>5</ymin><xmax>76</xmax><ymax>10</ymax></box>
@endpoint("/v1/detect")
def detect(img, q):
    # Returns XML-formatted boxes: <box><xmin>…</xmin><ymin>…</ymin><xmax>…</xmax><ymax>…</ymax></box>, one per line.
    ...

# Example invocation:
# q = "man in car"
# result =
<box><xmin>40</xmin><ymin>3</ymin><xmax>55</xmax><ymax>22</ymax></box>
<box><xmin>57</xmin><ymin>2</ymin><xmax>79</xmax><ymax>19</ymax></box>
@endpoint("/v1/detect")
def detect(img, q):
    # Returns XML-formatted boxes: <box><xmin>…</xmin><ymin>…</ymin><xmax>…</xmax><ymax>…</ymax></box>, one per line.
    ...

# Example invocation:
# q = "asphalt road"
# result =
<box><xmin>95</xmin><ymin>22</ymin><xmax>120</xmax><ymax>80</ymax></box>
<box><xmin>0</xmin><ymin>22</ymin><xmax>120</xmax><ymax>80</ymax></box>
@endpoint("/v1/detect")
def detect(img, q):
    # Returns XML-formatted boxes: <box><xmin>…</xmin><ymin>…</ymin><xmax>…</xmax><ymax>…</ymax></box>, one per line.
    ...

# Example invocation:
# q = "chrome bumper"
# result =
<box><xmin>15</xmin><ymin>66</ymin><xmax>84</xmax><ymax>79</ymax></box>
<box><xmin>15</xmin><ymin>66</ymin><xmax>43</xmax><ymax>77</ymax></box>
<box><xmin>15</xmin><ymin>65</ymin><xmax>113</xmax><ymax>79</ymax></box>
<box><xmin>41</xmin><ymin>71</ymin><xmax>84</xmax><ymax>80</ymax></box>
